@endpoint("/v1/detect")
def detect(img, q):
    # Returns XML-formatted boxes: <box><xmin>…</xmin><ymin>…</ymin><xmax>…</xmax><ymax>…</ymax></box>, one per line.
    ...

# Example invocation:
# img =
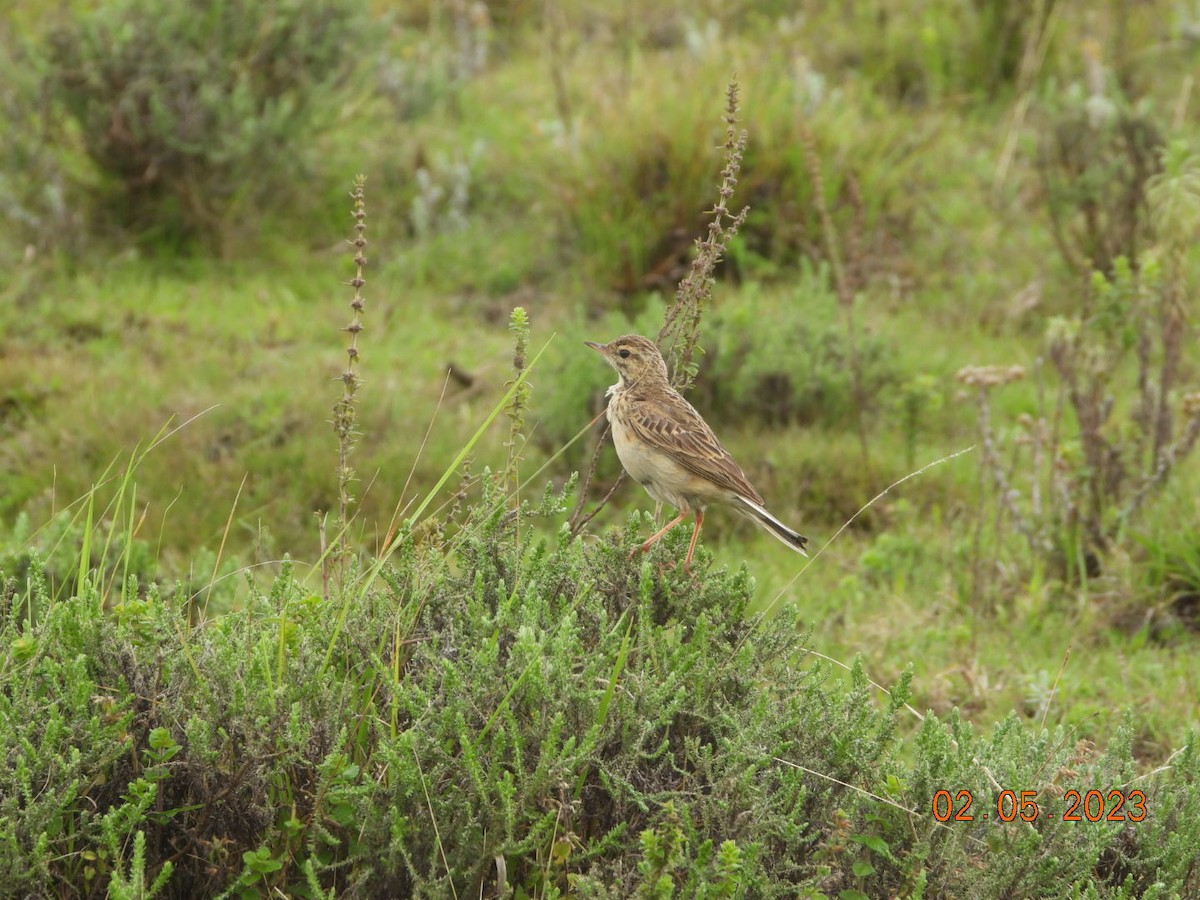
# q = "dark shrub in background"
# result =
<box><xmin>43</xmin><ymin>0</ymin><xmax>367</xmax><ymax>253</ymax></box>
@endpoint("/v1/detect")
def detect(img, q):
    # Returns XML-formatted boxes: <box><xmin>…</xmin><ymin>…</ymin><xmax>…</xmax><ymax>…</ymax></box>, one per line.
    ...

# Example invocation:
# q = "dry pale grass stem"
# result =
<box><xmin>326</xmin><ymin>175</ymin><xmax>368</xmax><ymax>589</ymax></box>
<box><xmin>956</xmin><ymin>363</ymin><xmax>1037</xmax><ymax>601</ymax></box>
<box><xmin>955</xmin><ymin>366</ymin><xmax>1028</xmax><ymax>529</ymax></box>
<box><xmin>658</xmin><ymin>77</ymin><xmax>749</xmax><ymax>392</ymax></box>
<box><xmin>955</xmin><ymin>365</ymin><xmax>1027</xmax><ymax>389</ymax></box>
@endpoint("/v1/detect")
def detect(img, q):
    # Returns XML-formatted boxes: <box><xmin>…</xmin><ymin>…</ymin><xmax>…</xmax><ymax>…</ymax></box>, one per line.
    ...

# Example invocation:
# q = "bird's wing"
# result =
<box><xmin>624</xmin><ymin>391</ymin><xmax>765</xmax><ymax>505</ymax></box>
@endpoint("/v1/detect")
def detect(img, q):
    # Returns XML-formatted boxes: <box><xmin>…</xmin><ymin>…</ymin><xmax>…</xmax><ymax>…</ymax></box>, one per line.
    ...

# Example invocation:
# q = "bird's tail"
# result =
<box><xmin>733</xmin><ymin>495</ymin><xmax>810</xmax><ymax>557</ymax></box>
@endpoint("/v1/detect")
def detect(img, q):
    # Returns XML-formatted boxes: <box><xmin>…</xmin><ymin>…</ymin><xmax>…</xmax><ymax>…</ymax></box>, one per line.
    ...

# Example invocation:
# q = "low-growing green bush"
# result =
<box><xmin>701</xmin><ymin>275</ymin><xmax>896</xmax><ymax>430</ymax></box>
<box><xmin>554</xmin><ymin>57</ymin><xmax>924</xmax><ymax>306</ymax></box>
<box><xmin>35</xmin><ymin>0</ymin><xmax>368</xmax><ymax>253</ymax></box>
<box><xmin>1037</xmin><ymin>84</ymin><xmax>1164</xmax><ymax>278</ymax></box>
<box><xmin>805</xmin><ymin>0</ymin><xmax>1063</xmax><ymax>104</ymax></box>
<box><xmin>557</xmin><ymin>79</ymin><xmax>723</xmax><ymax>306</ymax></box>
<box><xmin>0</xmin><ymin>32</ymin><xmax>85</xmax><ymax>258</ymax></box>
<box><xmin>2</xmin><ymin>481</ymin><xmax>1198</xmax><ymax>897</ymax></box>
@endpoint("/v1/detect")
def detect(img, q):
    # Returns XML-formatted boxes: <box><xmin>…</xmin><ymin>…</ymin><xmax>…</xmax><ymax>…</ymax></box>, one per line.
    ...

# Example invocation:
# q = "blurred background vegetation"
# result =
<box><xmin>2</xmin><ymin>0</ymin><xmax>1199</xmax><ymax>756</ymax></box>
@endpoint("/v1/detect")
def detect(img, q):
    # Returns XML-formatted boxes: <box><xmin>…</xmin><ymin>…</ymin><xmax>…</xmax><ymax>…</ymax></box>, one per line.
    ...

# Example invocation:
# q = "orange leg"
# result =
<box><xmin>683</xmin><ymin>510</ymin><xmax>704</xmax><ymax>572</ymax></box>
<box><xmin>631</xmin><ymin>510</ymin><xmax>690</xmax><ymax>558</ymax></box>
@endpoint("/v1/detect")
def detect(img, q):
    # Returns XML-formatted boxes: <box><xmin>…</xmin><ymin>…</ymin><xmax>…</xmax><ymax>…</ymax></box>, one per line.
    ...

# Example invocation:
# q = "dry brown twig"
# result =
<box><xmin>325</xmin><ymin>175</ymin><xmax>368</xmax><ymax>594</ymax></box>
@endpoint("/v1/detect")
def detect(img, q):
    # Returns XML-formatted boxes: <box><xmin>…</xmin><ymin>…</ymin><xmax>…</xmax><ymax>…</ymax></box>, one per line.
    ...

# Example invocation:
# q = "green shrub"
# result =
<box><xmin>376</xmin><ymin>24</ymin><xmax>467</xmax><ymax>123</ymax></box>
<box><xmin>557</xmin><ymin>80</ymin><xmax>722</xmax><ymax>306</ymax></box>
<box><xmin>3</xmin><ymin>482</ymin><xmax>1198</xmax><ymax>897</ymax></box>
<box><xmin>39</xmin><ymin>0</ymin><xmax>367</xmax><ymax>253</ymax></box>
<box><xmin>0</xmin><ymin>31</ymin><xmax>86</xmax><ymax>258</ymax></box>
<box><xmin>0</xmin><ymin>510</ymin><xmax>158</xmax><ymax>606</ymax></box>
<box><xmin>958</xmin><ymin>140</ymin><xmax>1200</xmax><ymax>604</ymax></box>
<box><xmin>731</xmin><ymin>76</ymin><xmax>925</xmax><ymax>292</ymax></box>
<box><xmin>554</xmin><ymin>58</ymin><xmax>924</xmax><ymax>306</ymax></box>
<box><xmin>1036</xmin><ymin>85</ymin><xmax>1164</xmax><ymax>277</ymax></box>
<box><xmin>806</xmin><ymin>0</ymin><xmax>1062</xmax><ymax>104</ymax></box>
<box><xmin>702</xmin><ymin>275</ymin><xmax>897</xmax><ymax>430</ymax></box>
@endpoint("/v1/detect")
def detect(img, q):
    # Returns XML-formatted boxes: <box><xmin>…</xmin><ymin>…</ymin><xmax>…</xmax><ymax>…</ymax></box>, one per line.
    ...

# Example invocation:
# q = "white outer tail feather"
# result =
<box><xmin>733</xmin><ymin>495</ymin><xmax>810</xmax><ymax>557</ymax></box>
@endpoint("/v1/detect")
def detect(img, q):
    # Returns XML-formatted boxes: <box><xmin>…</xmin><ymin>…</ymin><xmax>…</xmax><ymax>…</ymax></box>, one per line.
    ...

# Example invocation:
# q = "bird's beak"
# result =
<box><xmin>584</xmin><ymin>340</ymin><xmax>605</xmax><ymax>352</ymax></box>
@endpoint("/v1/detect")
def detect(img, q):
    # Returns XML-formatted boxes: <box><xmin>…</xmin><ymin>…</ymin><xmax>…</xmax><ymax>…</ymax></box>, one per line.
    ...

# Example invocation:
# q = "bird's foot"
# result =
<box><xmin>660</xmin><ymin>559</ymin><xmax>700</xmax><ymax>578</ymax></box>
<box><xmin>628</xmin><ymin>539</ymin><xmax>658</xmax><ymax>560</ymax></box>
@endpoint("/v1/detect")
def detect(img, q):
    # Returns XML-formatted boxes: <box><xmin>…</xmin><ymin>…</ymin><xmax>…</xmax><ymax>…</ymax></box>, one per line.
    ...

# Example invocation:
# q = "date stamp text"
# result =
<box><xmin>931</xmin><ymin>789</ymin><xmax>1147</xmax><ymax>823</ymax></box>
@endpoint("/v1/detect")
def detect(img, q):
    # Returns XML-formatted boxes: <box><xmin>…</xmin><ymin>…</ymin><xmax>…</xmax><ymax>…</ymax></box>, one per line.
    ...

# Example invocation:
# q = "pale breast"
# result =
<box><xmin>607</xmin><ymin>392</ymin><xmax>725</xmax><ymax>511</ymax></box>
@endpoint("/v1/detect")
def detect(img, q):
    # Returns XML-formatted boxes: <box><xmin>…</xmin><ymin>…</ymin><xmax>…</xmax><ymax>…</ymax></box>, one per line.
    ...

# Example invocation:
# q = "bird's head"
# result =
<box><xmin>585</xmin><ymin>334</ymin><xmax>670</xmax><ymax>388</ymax></box>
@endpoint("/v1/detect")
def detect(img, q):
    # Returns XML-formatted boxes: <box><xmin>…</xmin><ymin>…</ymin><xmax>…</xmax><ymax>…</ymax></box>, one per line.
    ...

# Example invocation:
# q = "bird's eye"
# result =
<box><xmin>618</xmin><ymin>348</ymin><xmax>631</xmax><ymax>359</ymax></box>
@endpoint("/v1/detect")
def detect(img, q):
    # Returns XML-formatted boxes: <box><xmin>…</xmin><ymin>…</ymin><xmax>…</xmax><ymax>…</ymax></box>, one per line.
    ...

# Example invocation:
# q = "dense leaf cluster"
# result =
<box><xmin>2</xmin><ymin>491</ymin><xmax>1197</xmax><ymax>897</ymax></box>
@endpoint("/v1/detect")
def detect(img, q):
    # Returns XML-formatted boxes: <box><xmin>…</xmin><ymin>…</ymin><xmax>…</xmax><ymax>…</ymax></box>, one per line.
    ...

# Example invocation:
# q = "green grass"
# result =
<box><xmin>0</xmin><ymin>254</ymin><xmax>527</xmax><ymax>559</ymax></box>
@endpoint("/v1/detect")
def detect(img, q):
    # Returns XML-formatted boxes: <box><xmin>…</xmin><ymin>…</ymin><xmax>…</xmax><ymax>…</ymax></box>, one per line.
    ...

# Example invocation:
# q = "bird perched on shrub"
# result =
<box><xmin>586</xmin><ymin>334</ymin><xmax>809</xmax><ymax>571</ymax></box>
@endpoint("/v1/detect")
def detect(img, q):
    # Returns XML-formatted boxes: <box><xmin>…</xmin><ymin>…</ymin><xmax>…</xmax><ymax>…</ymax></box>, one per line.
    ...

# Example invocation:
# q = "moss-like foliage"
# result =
<box><xmin>2</xmin><ymin>489</ymin><xmax>1198</xmax><ymax>897</ymax></box>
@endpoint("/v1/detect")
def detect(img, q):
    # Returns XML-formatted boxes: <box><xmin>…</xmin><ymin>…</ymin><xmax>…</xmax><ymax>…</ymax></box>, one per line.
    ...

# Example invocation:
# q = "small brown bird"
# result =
<box><xmin>586</xmin><ymin>334</ymin><xmax>809</xmax><ymax>571</ymax></box>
